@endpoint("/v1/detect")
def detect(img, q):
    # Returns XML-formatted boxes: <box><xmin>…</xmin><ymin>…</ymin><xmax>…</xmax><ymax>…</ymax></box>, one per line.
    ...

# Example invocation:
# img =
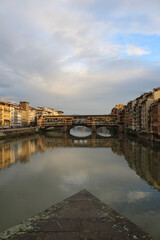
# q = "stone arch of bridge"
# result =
<box><xmin>65</xmin><ymin>124</ymin><xmax>117</xmax><ymax>133</ymax></box>
<box><xmin>44</xmin><ymin>124</ymin><xmax>118</xmax><ymax>133</ymax></box>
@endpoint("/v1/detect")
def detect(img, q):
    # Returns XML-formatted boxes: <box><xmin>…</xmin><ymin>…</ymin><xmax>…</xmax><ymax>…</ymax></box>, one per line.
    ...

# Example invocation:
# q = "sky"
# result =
<box><xmin>0</xmin><ymin>0</ymin><xmax>160</xmax><ymax>114</ymax></box>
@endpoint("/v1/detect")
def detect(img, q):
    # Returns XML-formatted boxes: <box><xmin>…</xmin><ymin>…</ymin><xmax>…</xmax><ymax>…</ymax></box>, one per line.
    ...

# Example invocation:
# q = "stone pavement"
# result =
<box><xmin>0</xmin><ymin>189</ymin><xmax>154</xmax><ymax>240</ymax></box>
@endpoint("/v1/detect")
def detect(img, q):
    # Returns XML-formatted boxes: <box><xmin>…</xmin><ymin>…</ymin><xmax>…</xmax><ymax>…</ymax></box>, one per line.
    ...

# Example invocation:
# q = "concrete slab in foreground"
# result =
<box><xmin>0</xmin><ymin>189</ymin><xmax>154</xmax><ymax>240</ymax></box>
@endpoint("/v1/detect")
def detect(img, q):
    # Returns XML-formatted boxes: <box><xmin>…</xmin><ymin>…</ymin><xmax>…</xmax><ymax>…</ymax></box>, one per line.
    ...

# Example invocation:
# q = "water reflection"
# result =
<box><xmin>1</xmin><ymin>133</ymin><xmax>160</xmax><ymax>192</ymax></box>
<box><xmin>0</xmin><ymin>130</ymin><xmax>160</xmax><ymax>239</ymax></box>
<box><xmin>97</xmin><ymin>127</ymin><xmax>111</xmax><ymax>137</ymax></box>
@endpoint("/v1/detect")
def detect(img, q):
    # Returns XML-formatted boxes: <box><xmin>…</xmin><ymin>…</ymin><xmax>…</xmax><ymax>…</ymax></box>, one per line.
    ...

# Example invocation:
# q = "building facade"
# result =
<box><xmin>29</xmin><ymin>107</ymin><xmax>37</xmax><ymax>126</ymax></box>
<box><xmin>112</xmin><ymin>87</ymin><xmax>160</xmax><ymax>138</ymax></box>
<box><xmin>37</xmin><ymin>107</ymin><xmax>63</xmax><ymax>119</ymax></box>
<box><xmin>11</xmin><ymin>104</ymin><xmax>22</xmax><ymax>128</ymax></box>
<box><xmin>0</xmin><ymin>102</ymin><xmax>11</xmax><ymax>128</ymax></box>
<box><xmin>20</xmin><ymin>101</ymin><xmax>30</xmax><ymax>126</ymax></box>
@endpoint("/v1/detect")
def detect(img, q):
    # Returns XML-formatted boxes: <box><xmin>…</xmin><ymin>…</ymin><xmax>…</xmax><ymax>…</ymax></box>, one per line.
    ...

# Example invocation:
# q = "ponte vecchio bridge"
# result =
<box><xmin>38</xmin><ymin>114</ymin><xmax>118</xmax><ymax>132</ymax></box>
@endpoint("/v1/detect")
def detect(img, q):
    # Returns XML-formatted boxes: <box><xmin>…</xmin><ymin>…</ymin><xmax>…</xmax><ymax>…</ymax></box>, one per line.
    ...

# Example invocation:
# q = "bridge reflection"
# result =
<box><xmin>44</xmin><ymin>131</ymin><xmax>115</xmax><ymax>148</ymax></box>
<box><xmin>0</xmin><ymin>133</ymin><xmax>160</xmax><ymax>192</ymax></box>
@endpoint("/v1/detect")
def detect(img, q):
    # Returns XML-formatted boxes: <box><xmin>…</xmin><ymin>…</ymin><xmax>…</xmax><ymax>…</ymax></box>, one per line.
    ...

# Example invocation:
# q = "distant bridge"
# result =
<box><xmin>38</xmin><ymin>114</ymin><xmax>118</xmax><ymax>132</ymax></box>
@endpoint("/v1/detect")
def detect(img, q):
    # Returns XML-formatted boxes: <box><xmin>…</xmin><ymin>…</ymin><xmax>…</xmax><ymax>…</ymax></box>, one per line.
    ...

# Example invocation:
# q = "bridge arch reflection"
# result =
<box><xmin>96</xmin><ymin>127</ymin><xmax>111</xmax><ymax>137</ymax></box>
<box><xmin>45</xmin><ymin>130</ymin><xmax>113</xmax><ymax>142</ymax></box>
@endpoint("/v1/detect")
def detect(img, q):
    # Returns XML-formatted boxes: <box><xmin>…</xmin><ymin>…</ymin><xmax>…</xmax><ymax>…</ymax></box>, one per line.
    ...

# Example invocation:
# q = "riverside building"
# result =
<box><xmin>112</xmin><ymin>87</ymin><xmax>160</xmax><ymax>139</ymax></box>
<box><xmin>0</xmin><ymin>101</ymin><xmax>11</xmax><ymax>128</ymax></box>
<box><xmin>11</xmin><ymin>103</ymin><xmax>22</xmax><ymax>128</ymax></box>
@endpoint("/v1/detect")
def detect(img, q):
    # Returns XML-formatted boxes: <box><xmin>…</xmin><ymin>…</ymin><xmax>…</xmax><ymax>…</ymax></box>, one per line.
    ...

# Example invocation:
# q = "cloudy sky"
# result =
<box><xmin>0</xmin><ymin>0</ymin><xmax>160</xmax><ymax>114</ymax></box>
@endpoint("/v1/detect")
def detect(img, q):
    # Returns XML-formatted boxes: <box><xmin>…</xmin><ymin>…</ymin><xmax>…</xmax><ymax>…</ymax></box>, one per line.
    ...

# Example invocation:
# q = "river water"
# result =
<box><xmin>0</xmin><ymin>127</ymin><xmax>160</xmax><ymax>239</ymax></box>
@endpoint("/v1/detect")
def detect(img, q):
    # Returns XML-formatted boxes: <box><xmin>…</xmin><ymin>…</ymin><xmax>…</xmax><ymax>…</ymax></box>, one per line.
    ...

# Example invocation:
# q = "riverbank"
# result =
<box><xmin>1</xmin><ymin>126</ymin><xmax>160</xmax><ymax>144</ymax></box>
<box><xmin>0</xmin><ymin>127</ymin><xmax>38</xmax><ymax>141</ymax></box>
<box><xmin>0</xmin><ymin>189</ymin><xmax>154</xmax><ymax>240</ymax></box>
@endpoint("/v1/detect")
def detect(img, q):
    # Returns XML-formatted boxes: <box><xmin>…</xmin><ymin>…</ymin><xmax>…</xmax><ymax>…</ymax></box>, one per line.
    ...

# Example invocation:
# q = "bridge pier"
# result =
<box><xmin>63</xmin><ymin>125</ymin><xmax>69</xmax><ymax>132</ymax></box>
<box><xmin>91</xmin><ymin>125</ymin><xmax>97</xmax><ymax>133</ymax></box>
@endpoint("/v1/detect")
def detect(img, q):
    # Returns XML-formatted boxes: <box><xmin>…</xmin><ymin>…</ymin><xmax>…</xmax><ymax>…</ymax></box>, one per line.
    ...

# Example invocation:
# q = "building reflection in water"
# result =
<box><xmin>0</xmin><ymin>132</ymin><xmax>160</xmax><ymax>192</ymax></box>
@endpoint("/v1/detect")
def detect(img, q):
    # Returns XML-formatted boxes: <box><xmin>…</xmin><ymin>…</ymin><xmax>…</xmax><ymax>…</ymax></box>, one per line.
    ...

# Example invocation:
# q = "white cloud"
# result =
<box><xmin>127</xmin><ymin>191</ymin><xmax>151</xmax><ymax>202</ymax></box>
<box><xmin>126</xmin><ymin>45</ymin><xmax>150</xmax><ymax>56</ymax></box>
<box><xmin>62</xmin><ymin>62</ymin><xmax>88</xmax><ymax>73</ymax></box>
<box><xmin>0</xmin><ymin>0</ymin><xmax>159</xmax><ymax>113</ymax></box>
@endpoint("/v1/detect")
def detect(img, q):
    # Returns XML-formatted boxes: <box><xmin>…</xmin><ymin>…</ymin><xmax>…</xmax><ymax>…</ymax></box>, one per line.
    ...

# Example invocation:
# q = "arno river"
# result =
<box><xmin>0</xmin><ymin>127</ymin><xmax>160</xmax><ymax>239</ymax></box>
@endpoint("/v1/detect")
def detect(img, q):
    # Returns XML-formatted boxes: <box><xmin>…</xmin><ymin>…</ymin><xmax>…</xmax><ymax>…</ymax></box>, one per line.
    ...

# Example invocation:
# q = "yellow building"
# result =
<box><xmin>0</xmin><ymin>101</ymin><xmax>11</xmax><ymax>128</ymax></box>
<box><xmin>21</xmin><ymin>109</ymin><xmax>27</xmax><ymax>127</ymax></box>
<box><xmin>111</xmin><ymin>104</ymin><xmax>125</xmax><ymax>115</ymax></box>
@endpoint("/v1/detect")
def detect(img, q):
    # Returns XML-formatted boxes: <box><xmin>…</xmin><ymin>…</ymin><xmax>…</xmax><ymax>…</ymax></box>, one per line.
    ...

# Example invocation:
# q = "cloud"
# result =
<box><xmin>127</xmin><ymin>191</ymin><xmax>151</xmax><ymax>202</ymax></box>
<box><xmin>0</xmin><ymin>0</ymin><xmax>159</xmax><ymax>113</ymax></box>
<box><xmin>126</xmin><ymin>45</ymin><xmax>150</xmax><ymax>56</ymax></box>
